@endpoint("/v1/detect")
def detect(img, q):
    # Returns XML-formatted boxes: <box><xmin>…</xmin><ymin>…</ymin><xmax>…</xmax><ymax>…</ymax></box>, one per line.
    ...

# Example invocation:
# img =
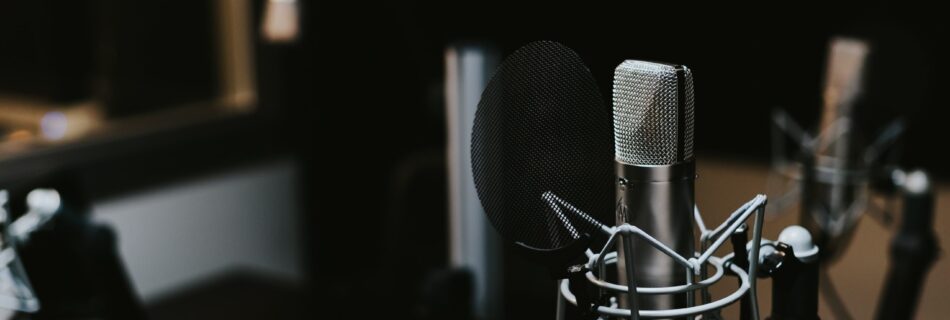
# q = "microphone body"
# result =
<box><xmin>615</xmin><ymin>161</ymin><xmax>695</xmax><ymax>309</ymax></box>
<box><xmin>613</xmin><ymin>61</ymin><xmax>696</xmax><ymax>311</ymax></box>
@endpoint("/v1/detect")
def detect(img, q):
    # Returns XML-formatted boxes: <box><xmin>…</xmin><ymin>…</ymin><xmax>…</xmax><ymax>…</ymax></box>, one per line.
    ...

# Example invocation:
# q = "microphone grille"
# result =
<box><xmin>613</xmin><ymin>60</ymin><xmax>694</xmax><ymax>165</ymax></box>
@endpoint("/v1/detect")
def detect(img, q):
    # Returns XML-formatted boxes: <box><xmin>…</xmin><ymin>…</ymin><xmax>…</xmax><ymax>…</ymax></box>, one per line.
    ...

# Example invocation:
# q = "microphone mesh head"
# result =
<box><xmin>613</xmin><ymin>61</ymin><xmax>694</xmax><ymax>165</ymax></box>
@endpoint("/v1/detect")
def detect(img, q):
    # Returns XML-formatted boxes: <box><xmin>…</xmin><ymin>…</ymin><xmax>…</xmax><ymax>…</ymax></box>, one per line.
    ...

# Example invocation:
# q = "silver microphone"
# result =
<box><xmin>613</xmin><ymin>60</ymin><xmax>696</xmax><ymax>311</ymax></box>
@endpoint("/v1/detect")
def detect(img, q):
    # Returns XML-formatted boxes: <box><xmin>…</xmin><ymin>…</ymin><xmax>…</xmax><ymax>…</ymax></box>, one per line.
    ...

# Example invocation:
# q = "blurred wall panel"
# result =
<box><xmin>97</xmin><ymin>0</ymin><xmax>220</xmax><ymax>118</ymax></box>
<box><xmin>0</xmin><ymin>0</ymin><xmax>96</xmax><ymax>102</ymax></box>
<box><xmin>445</xmin><ymin>43</ymin><xmax>502</xmax><ymax>320</ymax></box>
<box><xmin>90</xmin><ymin>159</ymin><xmax>303</xmax><ymax>301</ymax></box>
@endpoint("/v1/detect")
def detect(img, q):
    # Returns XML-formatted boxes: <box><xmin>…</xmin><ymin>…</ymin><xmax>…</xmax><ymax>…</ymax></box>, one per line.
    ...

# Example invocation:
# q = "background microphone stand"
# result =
<box><xmin>875</xmin><ymin>170</ymin><xmax>939</xmax><ymax>320</ymax></box>
<box><xmin>7</xmin><ymin>171</ymin><xmax>146</xmax><ymax>320</ymax></box>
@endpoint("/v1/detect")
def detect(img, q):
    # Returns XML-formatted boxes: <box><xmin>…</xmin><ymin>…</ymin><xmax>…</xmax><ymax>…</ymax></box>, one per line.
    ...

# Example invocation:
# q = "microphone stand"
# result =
<box><xmin>874</xmin><ymin>170</ymin><xmax>938</xmax><ymax>320</ymax></box>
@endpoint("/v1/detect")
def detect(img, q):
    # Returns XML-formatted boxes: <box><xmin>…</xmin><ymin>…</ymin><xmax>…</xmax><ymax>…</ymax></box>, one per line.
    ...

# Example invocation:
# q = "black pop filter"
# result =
<box><xmin>471</xmin><ymin>41</ymin><xmax>613</xmax><ymax>272</ymax></box>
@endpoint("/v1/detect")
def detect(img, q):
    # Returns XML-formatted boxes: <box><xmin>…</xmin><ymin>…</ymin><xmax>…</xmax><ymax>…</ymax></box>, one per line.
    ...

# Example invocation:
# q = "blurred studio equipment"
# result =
<box><xmin>0</xmin><ymin>191</ymin><xmax>40</xmax><ymax>315</ymax></box>
<box><xmin>875</xmin><ymin>169</ymin><xmax>939</xmax><ymax>320</ymax></box>
<box><xmin>7</xmin><ymin>173</ymin><xmax>145</xmax><ymax>320</ymax></box>
<box><xmin>444</xmin><ymin>43</ymin><xmax>501</xmax><ymax>320</ymax></box>
<box><xmin>769</xmin><ymin>37</ymin><xmax>900</xmax><ymax>262</ymax></box>
<box><xmin>803</xmin><ymin>38</ymin><xmax>872</xmax><ymax>261</ymax></box>
<box><xmin>769</xmin><ymin>37</ymin><xmax>908</xmax><ymax>260</ymax></box>
<box><xmin>769</xmin><ymin>35</ymin><xmax>938</xmax><ymax>319</ymax></box>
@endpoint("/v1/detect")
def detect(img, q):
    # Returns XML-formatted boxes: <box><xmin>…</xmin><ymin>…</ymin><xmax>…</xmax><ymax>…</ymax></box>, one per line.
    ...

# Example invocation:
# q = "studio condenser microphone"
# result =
<box><xmin>613</xmin><ymin>60</ymin><xmax>696</xmax><ymax>311</ymax></box>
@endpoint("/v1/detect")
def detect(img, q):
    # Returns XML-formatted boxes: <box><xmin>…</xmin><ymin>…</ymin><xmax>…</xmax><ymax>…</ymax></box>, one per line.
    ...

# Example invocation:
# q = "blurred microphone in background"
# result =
<box><xmin>800</xmin><ymin>37</ymin><xmax>870</xmax><ymax>262</ymax></box>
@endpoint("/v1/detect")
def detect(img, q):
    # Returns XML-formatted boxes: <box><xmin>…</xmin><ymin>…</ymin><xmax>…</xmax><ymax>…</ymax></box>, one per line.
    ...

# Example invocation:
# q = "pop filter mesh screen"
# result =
<box><xmin>472</xmin><ymin>41</ymin><xmax>614</xmax><ymax>251</ymax></box>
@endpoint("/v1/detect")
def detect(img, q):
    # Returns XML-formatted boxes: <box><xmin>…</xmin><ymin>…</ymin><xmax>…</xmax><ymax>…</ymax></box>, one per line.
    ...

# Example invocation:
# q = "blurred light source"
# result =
<box><xmin>11</xmin><ymin>189</ymin><xmax>61</xmax><ymax>244</ymax></box>
<box><xmin>7</xmin><ymin>130</ymin><xmax>33</xmax><ymax>141</ymax></box>
<box><xmin>40</xmin><ymin>111</ymin><xmax>68</xmax><ymax>140</ymax></box>
<box><xmin>261</xmin><ymin>0</ymin><xmax>300</xmax><ymax>43</ymax></box>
